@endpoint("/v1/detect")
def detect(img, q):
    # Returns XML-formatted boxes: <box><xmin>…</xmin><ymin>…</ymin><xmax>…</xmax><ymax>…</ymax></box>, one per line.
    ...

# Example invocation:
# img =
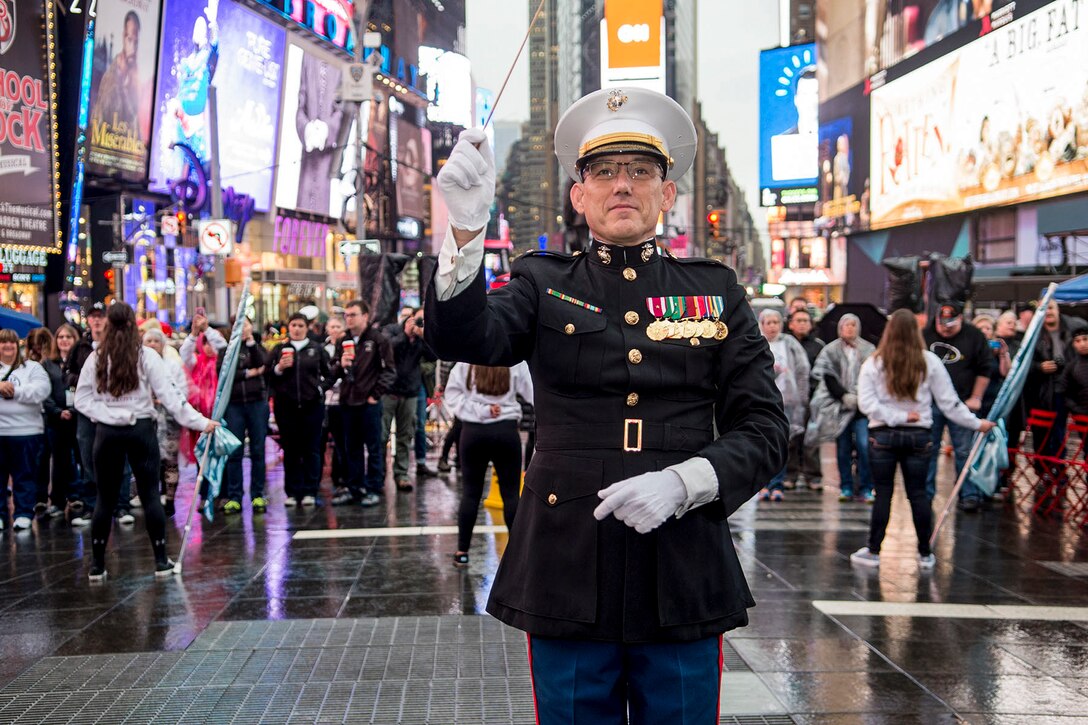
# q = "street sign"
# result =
<box><xmin>341</xmin><ymin>54</ymin><xmax>380</xmax><ymax>102</ymax></box>
<box><xmin>161</xmin><ymin>214</ymin><xmax>180</xmax><ymax>236</ymax></box>
<box><xmin>197</xmin><ymin>219</ymin><xmax>235</xmax><ymax>256</ymax></box>
<box><xmin>338</xmin><ymin>239</ymin><xmax>381</xmax><ymax>257</ymax></box>
<box><xmin>101</xmin><ymin>250</ymin><xmax>129</xmax><ymax>266</ymax></box>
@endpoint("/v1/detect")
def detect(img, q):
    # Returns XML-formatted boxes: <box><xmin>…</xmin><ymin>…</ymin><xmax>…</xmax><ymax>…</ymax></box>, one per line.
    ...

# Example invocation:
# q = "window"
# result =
<box><xmin>975</xmin><ymin>209</ymin><xmax>1017</xmax><ymax>264</ymax></box>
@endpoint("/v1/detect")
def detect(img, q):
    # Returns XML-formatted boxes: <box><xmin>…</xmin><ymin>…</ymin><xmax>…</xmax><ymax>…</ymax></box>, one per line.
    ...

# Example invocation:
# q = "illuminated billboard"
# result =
<box><xmin>148</xmin><ymin>0</ymin><xmax>285</xmax><ymax>212</ymax></box>
<box><xmin>274</xmin><ymin>44</ymin><xmax>350</xmax><ymax>217</ymax></box>
<box><xmin>419</xmin><ymin>46</ymin><xmax>472</xmax><ymax>127</ymax></box>
<box><xmin>759</xmin><ymin>43</ymin><xmax>819</xmax><ymax>206</ymax></box>
<box><xmin>252</xmin><ymin>0</ymin><xmax>355</xmax><ymax>54</ymax></box>
<box><xmin>816</xmin><ymin>81</ymin><xmax>871</xmax><ymax>234</ymax></box>
<box><xmin>86</xmin><ymin>0</ymin><xmax>162</xmax><ymax>182</ymax></box>
<box><xmin>869</xmin><ymin>0</ymin><xmax>1088</xmax><ymax>230</ymax></box>
<box><xmin>0</xmin><ymin>0</ymin><xmax>60</xmax><ymax>252</ymax></box>
<box><xmin>600</xmin><ymin>0</ymin><xmax>665</xmax><ymax>94</ymax></box>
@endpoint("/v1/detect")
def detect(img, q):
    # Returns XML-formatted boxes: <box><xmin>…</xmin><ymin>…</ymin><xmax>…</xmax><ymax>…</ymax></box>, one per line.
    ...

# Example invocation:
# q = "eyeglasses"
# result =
<box><xmin>581</xmin><ymin>160</ymin><xmax>662</xmax><ymax>183</ymax></box>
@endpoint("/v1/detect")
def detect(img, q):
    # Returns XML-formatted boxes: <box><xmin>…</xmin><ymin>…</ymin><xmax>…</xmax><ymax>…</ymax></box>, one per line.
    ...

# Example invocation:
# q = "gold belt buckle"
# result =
<box><xmin>623</xmin><ymin>418</ymin><xmax>643</xmax><ymax>452</ymax></box>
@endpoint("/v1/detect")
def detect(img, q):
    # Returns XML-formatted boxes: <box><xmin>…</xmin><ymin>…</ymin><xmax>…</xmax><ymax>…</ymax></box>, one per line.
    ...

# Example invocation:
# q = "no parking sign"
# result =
<box><xmin>197</xmin><ymin>219</ymin><xmax>235</xmax><ymax>256</ymax></box>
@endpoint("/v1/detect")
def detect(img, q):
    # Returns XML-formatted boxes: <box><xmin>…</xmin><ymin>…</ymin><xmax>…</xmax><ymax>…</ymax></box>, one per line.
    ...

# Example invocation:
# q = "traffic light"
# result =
<box><xmin>707</xmin><ymin>210</ymin><xmax>723</xmax><ymax>241</ymax></box>
<box><xmin>103</xmin><ymin>267</ymin><xmax>116</xmax><ymax>299</ymax></box>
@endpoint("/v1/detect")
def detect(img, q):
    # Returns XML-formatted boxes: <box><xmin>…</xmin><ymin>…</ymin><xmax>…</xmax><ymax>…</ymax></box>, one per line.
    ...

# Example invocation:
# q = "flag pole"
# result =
<box><xmin>173</xmin><ymin>441</ymin><xmax>213</xmax><ymax>575</ymax></box>
<box><xmin>929</xmin><ymin>282</ymin><xmax>1058</xmax><ymax>546</ymax></box>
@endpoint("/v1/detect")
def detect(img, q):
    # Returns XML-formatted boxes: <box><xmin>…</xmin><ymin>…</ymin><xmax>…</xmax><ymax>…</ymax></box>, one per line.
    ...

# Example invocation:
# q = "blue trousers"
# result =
<box><xmin>342</xmin><ymin>402</ymin><xmax>385</xmax><ymax>497</ymax></box>
<box><xmin>926</xmin><ymin>405</ymin><xmax>977</xmax><ymax>501</ymax></box>
<box><xmin>837</xmin><ymin>416</ymin><xmax>872</xmax><ymax>496</ymax></box>
<box><xmin>528</xmin><ymin>635</ymin><xmax>722</xmax><ymax>725</ymax></box>
<box><xmin>0</xmin><ymin>435</ymin><xmax>44</xmax><ymax>520</ymax></box>
<box><xmin>415</xmin><ymin>384</ymin><xmax>428</xmax><ymax>460</ymax></box>
<box><xmin>224</xmin><ymin>399</ymin><xmax>269</xmax><ymax>502</ymax></box>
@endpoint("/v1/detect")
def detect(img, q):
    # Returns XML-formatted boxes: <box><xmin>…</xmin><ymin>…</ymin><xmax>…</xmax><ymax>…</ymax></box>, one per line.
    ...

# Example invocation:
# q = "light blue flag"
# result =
<box><xmin>196</xmin><ymin>285</ymin><xmax>253</xmax><ymax>520</ymax></box>
<box><xmin>966</xmin><ymin>286</ymin><xmax>1054</xmax><ymax>495</ymax></box>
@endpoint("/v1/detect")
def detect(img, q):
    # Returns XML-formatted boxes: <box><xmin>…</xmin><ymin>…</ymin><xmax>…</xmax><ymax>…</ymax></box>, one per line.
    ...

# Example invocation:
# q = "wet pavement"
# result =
<box><xmin>0</xmin><ymin>445</ymin><xmax>1086</xmax><ymax>724</ymax></box>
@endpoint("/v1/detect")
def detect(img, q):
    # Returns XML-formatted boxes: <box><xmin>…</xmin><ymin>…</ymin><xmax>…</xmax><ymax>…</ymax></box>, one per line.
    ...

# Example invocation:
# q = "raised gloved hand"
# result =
<box><xmin>593</xmin><ymin>470</ymin><xmax>686</xmax><ymax>534</ymax></box>
<box><xmin>436</xmin><ymin>128</ymin><xmax>495</xmax><ymax>232</ymax></box>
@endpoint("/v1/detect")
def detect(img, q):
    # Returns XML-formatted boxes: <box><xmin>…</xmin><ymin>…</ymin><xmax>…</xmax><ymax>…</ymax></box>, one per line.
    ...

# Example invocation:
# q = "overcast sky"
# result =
<box><xmin>464</xmin><ymin>0</ymin><xmax>780</xmax><ymax>230</ymax></box>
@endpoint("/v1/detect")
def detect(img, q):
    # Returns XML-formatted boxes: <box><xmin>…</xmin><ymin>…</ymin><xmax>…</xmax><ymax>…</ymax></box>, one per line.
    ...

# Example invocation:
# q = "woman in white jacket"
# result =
<box><xmin>853</xmin><ymin>310</ymin><xmax>995</xmax><ymax>570</ymax></box>
<box><xmin>445</xmin><ymin>361</ymin><xmax>533</xmax><ymax>567</ymax></box>
<box><xmin>76</xmin><ymin>303</ymin><xmax>216</xmax><ymax>580</ymax></box>
<box><xmin>0</xmin><ymin>329</ymin><xmax>51</xmax><ymax>531</ymax></box>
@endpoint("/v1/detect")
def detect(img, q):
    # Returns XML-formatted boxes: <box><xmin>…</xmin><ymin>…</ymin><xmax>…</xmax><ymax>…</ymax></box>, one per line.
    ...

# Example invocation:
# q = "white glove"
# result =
<box><xmin>593</xmin><ymin>470</ymin><xmax>686</xmax><ymax>534</ymax></box>
<box><xmin>436</xmin><ymin>128</ymin><xmax>495</xmax><ymax>231</ymax></box>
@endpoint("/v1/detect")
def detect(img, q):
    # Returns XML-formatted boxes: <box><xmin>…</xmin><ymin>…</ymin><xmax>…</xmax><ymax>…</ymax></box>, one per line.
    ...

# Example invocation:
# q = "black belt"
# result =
<box><xmin>535</xmin><ymin>421</ymin><xmax>713</xmax><ymax>453</ymax></box>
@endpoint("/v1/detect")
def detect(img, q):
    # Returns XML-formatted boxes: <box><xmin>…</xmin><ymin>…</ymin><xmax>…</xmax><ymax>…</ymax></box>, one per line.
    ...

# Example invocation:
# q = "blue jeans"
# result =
<box><xmin>414</xmin><ymin>384</ymin><xmax>428</xmax><ymax>460</ymax></box>
<box><xmin>766</xmin><ymin>466</ymin><xmax>787</xmax><ymax>493</ymax></box>
<box><xmin>837</xmin><ymin>416</ymin><xmax>872</xmax><ymax>496</ymax></box>
<box><xmin>343</xmin><ymin>402</ymin><xmax>385</xmax><ymax>497</ymax></box>
<box><xmin>224</xmin><ymin>399</ymin><xmax>269</xmax><ymax>502</ymax></box>
<box><xmin>926</xmin><ymin>405</ymin><xmax>977</xmax><ymax>501</ymax></box>
<box><xmin>868</xmin><ymin>426</ymin><xmax>934</xmax><ymax>556</ymax></box>
<box><xmin>0</xmin><ymin>435</ymin><xmax>44</xmax><ymax>520</ymax></box>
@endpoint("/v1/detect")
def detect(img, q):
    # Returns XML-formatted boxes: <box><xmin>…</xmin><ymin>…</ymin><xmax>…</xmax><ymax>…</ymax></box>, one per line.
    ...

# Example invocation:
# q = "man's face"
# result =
<box><xmin>570</xmin><ymin>154</ymin><xmax>676</xmax><ymax>246</ymax></box>
<box><xmin>788</xmin><ymin>313</ymin><xmax>812</xmax><ymax>338</ymax></box>
<box><xmin>839</xmin><ymin>319</ymin><xmax>859</xmax><ymax>342</ymax></box>
<box><xmin>242</xmin><ymin>318</ymin><xmax>253</xmax><ymax>339</ymax></box>
<box><xmin>88</xmin><ymin>314</ymin><xmax>106</xmax><ymax>339</ymax></box>
<box><xmin>1074</xmin><ymin>335</ymin><xmax>1088</xmax><ymax>356</ymax></box>
<box><xmin>1045</xmin><ymin>300</ymin><xmax>1060</xmax><ymax>327</ymax></box>
<box><xmin>123</xmin><ymin>18</ymin><xmax>139</xmax><ymax>65</ymax></box>
<box><xmin>937</xmin><ymin>317</ymin><xmax>962</xmax><ymax>338</ymax></box>
<box><xmin>406</xmin><ymin>311</ymin><xmax>424</xmax><ymax>337</ymax></box>
<box><xmin>1019</xmin><ymin>310</ymin><xmax>1034</xmax><ymax>328</ymax></box>
<box><xmin>344</xmin><ymin>307</ymin><xmax>368</xmax><ymax>334</ymax></box>
<box><xmin>288</xmin><ymin>319</ymin><xmax>308</xmax><ymax>341</ymax></box>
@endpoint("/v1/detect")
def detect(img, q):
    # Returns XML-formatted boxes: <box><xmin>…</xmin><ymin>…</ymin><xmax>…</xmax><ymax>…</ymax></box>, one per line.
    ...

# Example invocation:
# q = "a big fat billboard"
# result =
<box><xmin>148</xmin><ymin>0</ymin><xmax>285</xmax><ymax>211</ymax></box>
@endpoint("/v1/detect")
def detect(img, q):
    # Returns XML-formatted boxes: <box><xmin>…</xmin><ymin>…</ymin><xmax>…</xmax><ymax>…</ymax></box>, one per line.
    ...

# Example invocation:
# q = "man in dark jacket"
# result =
<box><xmin>1026</xmin><ymin>300</ymin><xmax>1088</xmax><ymax>472</ymax></box>
<box><xmin>426</xmin><ymin>88</ymin><xmax>787</xmax><ymax>723</ymax></box>
<box><xmin>217</xmin><ymin>316</ymin><xmax>270</xmax><ymax>514</ymax></box>
<box><xmin>269</xmin><ymin>313</ymin><xmax>331</xmax><ymax>506</ymax></box>
<box><xmin>381</xmin><ymin>308</ymin><xmax>437</xmax><ymax>490</ymax></box>
<box><xmin>330</xmin><ymin>299</ymin><xmax>395</xmax><ymax>507</ymax></box>
<box><xmin>787</xmin><ymin>308</ymin><xmax>824</xmax><ymax>489</ymax></box>
<box><xmin>923</xmin><ymin>302</ymin><xmax>992</xmax><ymax>510</ymax></box>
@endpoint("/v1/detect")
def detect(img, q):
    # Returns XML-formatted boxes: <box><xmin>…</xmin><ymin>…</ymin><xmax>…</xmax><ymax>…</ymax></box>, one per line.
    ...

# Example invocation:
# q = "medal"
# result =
<box><xmin>714</xmin><ymin>321</ymin><xmax>729</xmax><ymax>340</ymax></box>
<box><xmin>646</xmin><ymin>321</ymin><xmax>667</xmax><ymax>341</ymax></box>
<box><xmin>699</xmin><ymin>320</ymin><xmax>717</xmax><ymax>338</ymax></box>
<box><xmin>681</xmin><ymin>319</ymin><xmax>700</xmax><ymax>338</ymax></box>
<box><xmin>665</xmin><ymin>321</ymin><xmax>683</xmax><ymax>339</ymax></box>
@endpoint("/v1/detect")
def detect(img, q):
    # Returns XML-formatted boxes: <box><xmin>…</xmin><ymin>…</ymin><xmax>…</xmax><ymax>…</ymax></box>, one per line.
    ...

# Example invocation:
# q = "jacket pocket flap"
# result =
<box><xmin>524</xmin><ymin>451</ymin><xmax>603</xmax><ymax>505</ymax></box>
<box><xmin>539</xmin><ymin>297</ymin><xmax>608</xmax><ymax>335</ymax></box>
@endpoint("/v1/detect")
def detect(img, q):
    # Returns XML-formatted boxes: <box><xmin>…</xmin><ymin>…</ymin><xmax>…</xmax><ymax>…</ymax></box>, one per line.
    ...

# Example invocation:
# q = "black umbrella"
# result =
<box><xmin>817</xmin><ymin>303</ymin><xmax>887</xmax><ymax>347</ymax></box>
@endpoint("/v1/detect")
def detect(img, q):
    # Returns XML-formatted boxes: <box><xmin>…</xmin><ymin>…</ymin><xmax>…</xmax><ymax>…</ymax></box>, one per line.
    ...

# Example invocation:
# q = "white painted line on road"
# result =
<box><xmin>813</xmin><ymin>600</ymin><xmax>1088</xmax><ymax>621</ymax></box>
<box><xmin>293</xmin><ymin>525</ymin><xmax>509</xmax><ymax>540</ymax></box>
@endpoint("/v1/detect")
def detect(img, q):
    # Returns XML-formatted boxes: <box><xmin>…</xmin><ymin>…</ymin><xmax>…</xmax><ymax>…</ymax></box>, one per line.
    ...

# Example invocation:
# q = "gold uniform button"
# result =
<box><xmin>547</xmin><ymin>493</ymin><xmax>558</xmax><ymax>505</ymax></box>
<box><xmin>564</xmin><ymin>323</ymin><xmax>575</xmax><ymax>335</ymax></box>
<box><xmin>622</xmin><ymin>267</ymin><xmax>637</xmax><ymax>281</ymax></box>
<box><xmin>628</xmin><ymin>349</ymin><xmax>643</xmax><ymax>364</ymax></box>
<box><xmin>626</xmin><ymin>392</ymin><xmax>639</xmax><ymax>407</ymax></box>
<box><xmin>624</xmin><ymin>311</ymin><xmax>640</xmax><ymax>325</ymax></box>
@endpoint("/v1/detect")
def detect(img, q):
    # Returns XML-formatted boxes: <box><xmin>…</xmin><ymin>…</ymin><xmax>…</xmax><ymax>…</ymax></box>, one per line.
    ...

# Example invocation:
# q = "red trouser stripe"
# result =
<box><xmin>526</xmin><ymin>634</ymin><xmax>540</xmax><ymax>725</ymax></box>
<box><xmin>716</xmin><ymin>635</ymin><xmax>724</xmax><ymax>723</ymax></box>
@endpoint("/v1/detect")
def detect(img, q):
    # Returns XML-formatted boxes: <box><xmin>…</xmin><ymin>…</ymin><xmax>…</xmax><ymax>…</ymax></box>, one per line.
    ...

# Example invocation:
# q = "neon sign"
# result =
<box><xmin>252</xmin><ymin>0</ymin><xmax>355</xmax><ymax>54</ymax></box>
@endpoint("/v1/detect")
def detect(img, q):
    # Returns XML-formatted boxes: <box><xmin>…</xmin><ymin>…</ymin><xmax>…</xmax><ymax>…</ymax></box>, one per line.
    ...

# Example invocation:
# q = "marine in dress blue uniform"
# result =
<box><xmin>426</xmin><ymin>88</ymin><xmax>789</xmax><ymax>724</ymax></box>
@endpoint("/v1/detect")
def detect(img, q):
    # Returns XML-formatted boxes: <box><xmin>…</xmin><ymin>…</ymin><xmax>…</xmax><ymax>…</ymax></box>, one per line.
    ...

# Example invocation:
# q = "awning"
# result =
<box><xmin>1053</xmin><ymin>274</ymin><xmax>1088</xmax><ymax>303</ymax></box>
<box><xmin>0</xmin><ymin>307</ymin><xmax>43</xmax><ymax>337</ymax></box>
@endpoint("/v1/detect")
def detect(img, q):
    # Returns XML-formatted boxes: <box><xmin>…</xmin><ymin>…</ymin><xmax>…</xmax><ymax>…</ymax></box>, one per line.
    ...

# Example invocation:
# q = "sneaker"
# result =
<box><xmin>396</xmin><ymin>478</ymin><xmax>413</xmax><ymax>492</ymax></box>
<box><xmin>758</xmin><ymin>488</ymin><xmax>771</xmax><ymax>501</ymax></box>
<box><xmin>838</xmin><ymin>490</ymin><xmax>855</xmax><ymax>503</ymax></box>
<box><xmin>416</xmin><ymin>463</ymin><xmax>438</xmax><ymax>477</ymax></box>
<box><xmin>770</xmin><ymin>490</ymin><xmax>784</xmax><ymax>502</ymax></box>
<box><xmin>359</xmin><ymin>492</ymin><xmax>381</xmax><ymax>507</ymax></box>
<box><xmin>807</xmin><ymin>480</ymin><xmax>824</xmax><ymax>491</ymax></box>
<box><xmin>116</xmin><ymin>512</ymin><xmax>135</xmax><ymax>525</ymax></box>
<box><xmin>783</xmin><ymin>479</ymin><xmax>796</xmax><ymax>490</ymax></box>
<box><xmin>284</xmin><ymin>497</ymin><xmax>298</xmax><ymax>508</ymax></box>
<box><xmin>331</xmin><ymin>490</ymin><xmax>354</xmax><ymax>506</ymax></box>
<box><xmin>860</xmin><ymin>491</ymin><xmax>876</xmax><ymax>504</ymax></box>
<box><xmin>33</xmin><ymin>502</ymin><xmax>48</xmax><ymax>515</ymax></box>
<box><xmin>71</xmin><ymin>514</ymin><xmax>92</xmax><ymax>527</ymax></box>
<box><xmin>129</xmin><ymin>497</ymin><xmax>142</xmax><ymax>509</ymax></box>
<box><xmin>251</xmin><ymin>497</ymin><xmax>267</xmax><ymax>513</ymax></box>
<box><xmin>155</xmin><ymin>559</ymin><xmax>176</xmax><ymax>577</ymax></box>
<box><xmin>13</xmin><ymin>516</ymin><xmax>31</xmax><ymax>531</ymax></box>
<box><xmin>301</xmin><ymin>495</ymin><xmax>316</xmax><ymax>507</ymax></box>
<box><xmin>222</xmin><ymin>500</ymin><xmax>242</xmax><ymax>515</ymax></box>
<box><xmin>850</xmin><ymin>547</ymin><xmax>881</xmax><ymax>567</ymax></box>
<box><xmin>958</xmin><ymin>497</ymin><xmax>981</xmax><ymax>514</ymax></box>
<box><xmin>437</xmin><ymin>459</ymin><xmax>451</xmax><ymax>473</ymax></box>
<box><xmin>918</xmin><ymin>553</ymin><xmax>936</xmax><ymax>570</ymax></box>
<box><xmin>67</xmin><ymin>500</ymin><xmax>85</xmax><ymax>514</ymax></box>
<box><xmin>88</xmin><ymin>565</ymin><xmax>108</xmax><ymax>582</ymax></box>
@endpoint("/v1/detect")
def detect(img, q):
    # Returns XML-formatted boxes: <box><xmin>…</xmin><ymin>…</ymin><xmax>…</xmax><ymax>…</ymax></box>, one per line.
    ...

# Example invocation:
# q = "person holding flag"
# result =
<box><xmin>75</xmin><ymin>303</ymin><xmax>218</xmax><ymax>581</ymax></box>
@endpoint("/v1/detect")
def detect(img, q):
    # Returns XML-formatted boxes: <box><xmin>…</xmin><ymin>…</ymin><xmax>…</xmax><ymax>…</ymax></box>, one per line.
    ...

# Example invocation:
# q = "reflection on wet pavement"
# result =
<box><xmin>0</xmin><ymin>448</ymin><xmax>1084</xmax><ymax>723</ymax></box>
